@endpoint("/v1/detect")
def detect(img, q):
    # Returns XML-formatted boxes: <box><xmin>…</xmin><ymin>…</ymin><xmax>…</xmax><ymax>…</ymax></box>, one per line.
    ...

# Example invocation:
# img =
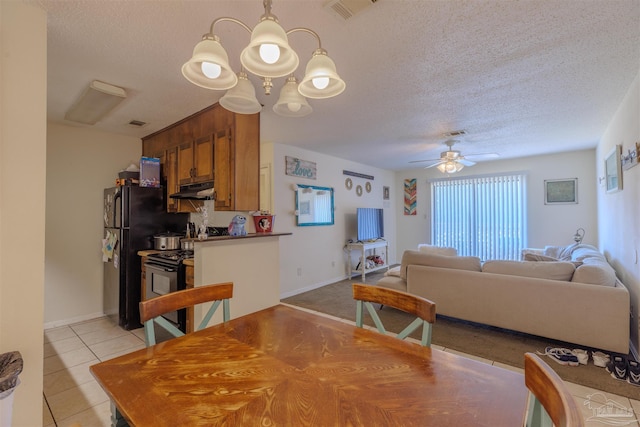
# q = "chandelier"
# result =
<box><xmin>181</xmin><ymin>0</ymin><xmax>346</xmax><ymax>117</ymax></box>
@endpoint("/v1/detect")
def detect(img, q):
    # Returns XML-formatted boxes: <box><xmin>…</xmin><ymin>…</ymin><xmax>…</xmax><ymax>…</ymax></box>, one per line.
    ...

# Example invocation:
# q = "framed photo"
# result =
<box><xmin>383</xmin><ymin>186</ymin><xmax>390</xmax><ymax>200</ymax></box>
<box><xmin>544</xmin><ymin>178</ymin><xmax>578</xmax><ymax>204</ymax></box>
<box><xmin>605</xmin><ymin>145</ymin><xmax>623</xmax><ymax>193</ymax></box>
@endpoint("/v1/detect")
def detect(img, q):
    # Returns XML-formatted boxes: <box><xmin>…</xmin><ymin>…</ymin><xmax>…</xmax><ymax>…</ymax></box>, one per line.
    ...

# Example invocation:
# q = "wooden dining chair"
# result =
<box><xmin>352</xmin><ymin>283</ymin><xmax>436</xmax><ymax>346</ymax></box>
<box><xmin>139</xmin><ymin>282</ymin><xmax>233</xmax><ymax>346</ymax></box>
<box><xmin>524</xmin><ymin>352</ymin><xmax>584</xmax><ymax>427</ymax></box>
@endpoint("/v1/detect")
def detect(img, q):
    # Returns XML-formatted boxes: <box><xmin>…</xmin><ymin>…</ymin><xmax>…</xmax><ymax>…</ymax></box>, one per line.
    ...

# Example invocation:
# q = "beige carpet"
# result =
<box><xmin>282</xmin><ymin>270</ymin><xmax>640</xmax><ymax>400</ymax></box>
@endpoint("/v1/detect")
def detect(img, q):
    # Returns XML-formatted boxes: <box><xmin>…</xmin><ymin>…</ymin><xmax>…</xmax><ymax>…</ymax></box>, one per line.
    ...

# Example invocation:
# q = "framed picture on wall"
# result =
<box><xmin>544</xmin><ymin>178</ymin><xmax>578</xmax><ymax>204</ymax></box>
<box><xmin>605</xmin><ymin>145</ymin><xmax>623</xmax><ymax>193</ymax></box>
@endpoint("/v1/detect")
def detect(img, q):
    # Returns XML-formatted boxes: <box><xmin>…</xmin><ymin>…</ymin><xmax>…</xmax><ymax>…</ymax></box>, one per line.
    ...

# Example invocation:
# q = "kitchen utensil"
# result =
<box><xmin>153</xmin><ymin>232</ymin><xmax>182</xmax><ymax>250</ymax></box>
<box><xmin>180</xmin><ymin>239</ymin><xmax>194</xmax><ymax>251</ymax></box>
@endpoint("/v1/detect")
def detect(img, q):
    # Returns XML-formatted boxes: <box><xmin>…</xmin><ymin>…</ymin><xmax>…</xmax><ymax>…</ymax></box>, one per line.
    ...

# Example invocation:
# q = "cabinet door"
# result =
<box><xmin>165</xmin><ymin>146</ymin><xmax>180</xmax><ymax>213</ymax></box>
<box><xmin>178</xmin><ymin>140</ymin><xmax>195</xmax><ymax>185</ymax></box>
<box><xmin>214</xmin><ymin>129</ymin><xmax>233</xmax><ymax>210</ymax></box>
<box><xmin>193</xmin><ymin>135</ymin><xmax>214</xmax><ymax>183</ymax></box>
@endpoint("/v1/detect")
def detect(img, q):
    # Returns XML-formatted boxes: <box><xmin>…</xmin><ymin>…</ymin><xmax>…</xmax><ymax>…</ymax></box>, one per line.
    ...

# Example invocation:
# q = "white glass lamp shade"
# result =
<box><xmin>240</xmin><ymin>19</ymin><xmax>299</xmax><ymax>78</ymax></box>
<box><xmin>219</xmin><ymin>72</ymin><xmax>262</xmax><ymax>114</ymax></box>
<box><xmin>298</xmin><ymin>50</ymin><xmax>346</xmax><ymax>99</ymax></box>
<box><xmin>273</xmin><ymin>77</ymin><xmax>312</xmax><ymax>117</ymax></box>
<box><xmin>437</xmin><ymin>161</ymin><xmax>464</xmax><ymax>174</ymax></box>
<box><xmin>182</xmin><ymin>37</ymin><xmax>237</xmax><ymax>90</ymax></box>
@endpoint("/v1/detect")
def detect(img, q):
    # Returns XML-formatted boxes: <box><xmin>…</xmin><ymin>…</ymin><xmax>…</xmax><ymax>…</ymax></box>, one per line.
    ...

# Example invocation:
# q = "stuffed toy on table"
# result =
<box><xmin>228</xmin><ymin>215</ymin><xmax>247</xmax><ymax>236</ymax></box>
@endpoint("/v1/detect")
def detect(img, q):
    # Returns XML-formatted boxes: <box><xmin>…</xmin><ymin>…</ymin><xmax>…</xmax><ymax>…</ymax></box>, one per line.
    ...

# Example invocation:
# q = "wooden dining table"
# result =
<box><xmin>91</xmin><ymin>304</ymin><xmax>528</xmax><ymax>426</ymax></box>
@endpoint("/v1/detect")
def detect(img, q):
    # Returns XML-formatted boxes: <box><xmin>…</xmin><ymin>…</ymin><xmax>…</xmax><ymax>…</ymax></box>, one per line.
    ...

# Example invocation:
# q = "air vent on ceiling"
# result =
<box><xmin>128</xmin><ymin>120</ymin><xmax>147</xmax><ymax>127</ymax></box>
<box><xmin>444</xmin><ymin>130</ymin><xmax>467</xmax><ymax>137</ymax></box>
<box><xmin>323</xmin><ymin>0</ymin><xmax>378</xmax><ymax>21</ymax></box>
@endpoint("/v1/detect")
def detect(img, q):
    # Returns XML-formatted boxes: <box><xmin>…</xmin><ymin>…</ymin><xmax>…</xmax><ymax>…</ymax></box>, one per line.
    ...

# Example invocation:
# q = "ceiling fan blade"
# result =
<box><xmin>464</xmin><ymin>152</ymin><xmax>500</xmax><ymax>160</ymax></box>
<box><xmin>424</xmin><ymin>160</ymin><xmax>445</xmax><ymax>169</ymax></box>
<box><xmin>458</xmin><ymin>158</ymin><xmax>476</xmax><ymax>166</ymax></box>
<box><xmin>408</xmin><ymin>158</ymin><xmax>441</xmax><ymax>164</ymax></box>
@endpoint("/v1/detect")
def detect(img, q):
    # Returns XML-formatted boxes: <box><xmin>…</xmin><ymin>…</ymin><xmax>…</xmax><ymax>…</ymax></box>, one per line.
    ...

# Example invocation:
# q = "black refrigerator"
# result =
<box><xmin>103</xmin><ymin>185</ymin><xmax>188</xmax><ymax>330</ymax></box>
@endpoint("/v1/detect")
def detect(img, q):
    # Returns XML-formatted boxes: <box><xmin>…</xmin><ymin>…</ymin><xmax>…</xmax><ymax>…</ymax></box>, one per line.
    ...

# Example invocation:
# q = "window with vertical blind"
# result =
<box><xmin>430</xmin><ymin>173</ymin><xmax>527</xmax><ymax>260</ymax></box>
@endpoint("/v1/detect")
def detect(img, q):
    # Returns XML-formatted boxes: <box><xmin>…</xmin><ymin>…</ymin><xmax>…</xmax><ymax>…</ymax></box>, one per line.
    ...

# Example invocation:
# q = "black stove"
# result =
<box><xmin>147</xmin><ymin>250</ymin><xmax>193</xmax><ymax>267</ymax></box>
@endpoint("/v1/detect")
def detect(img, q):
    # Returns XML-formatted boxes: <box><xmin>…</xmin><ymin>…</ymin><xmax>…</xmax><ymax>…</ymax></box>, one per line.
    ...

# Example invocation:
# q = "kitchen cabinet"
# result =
<box><xmin>178</xmin><ymin>135</ymin><xmax>214</xmax><ymax>185</ymax></box>
<box><xmin>142</xmin><ymin>103</ymin><xmax>260</xmax><ymax>213</ymax></box>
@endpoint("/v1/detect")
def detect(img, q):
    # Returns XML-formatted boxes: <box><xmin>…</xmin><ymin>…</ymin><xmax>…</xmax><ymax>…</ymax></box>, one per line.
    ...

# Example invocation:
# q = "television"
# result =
<box><xmin>357</xmin><ymin>208</ymin><xmax>384</xmax><ymax>242</ymax></box>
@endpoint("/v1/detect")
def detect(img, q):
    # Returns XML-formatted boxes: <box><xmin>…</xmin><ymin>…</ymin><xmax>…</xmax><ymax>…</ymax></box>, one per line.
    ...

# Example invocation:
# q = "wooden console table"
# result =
<box><xmin>347</xmin><ymin>240</ymin><xmax>389</xmax><ymax>281</ymax></box>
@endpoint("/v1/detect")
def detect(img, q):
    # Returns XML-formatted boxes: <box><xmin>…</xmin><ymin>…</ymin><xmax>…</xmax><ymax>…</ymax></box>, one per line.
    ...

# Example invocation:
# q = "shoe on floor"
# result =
<box><xmin>627</xmin><ymin>360</ymin><xmax>640</xmax><ymax>386</ymax></box>
<box><xmin>592</xmin><ymin>351</ymin><xmax>610</xmax><ymax>368</ymax></box>
<box><xmin>605</xmin><ymin>355</ymin><xmax>628</xmax><ymax>381</ymax></box>
<box><xmin>572</xmin><ymin>349</ymin><xmax>588</xmax><ymax>365</ymax></box>
<box><xmin>537</xmin><ymin>347</ymin><xmax>580</xmax><ymax>366</ymax></box>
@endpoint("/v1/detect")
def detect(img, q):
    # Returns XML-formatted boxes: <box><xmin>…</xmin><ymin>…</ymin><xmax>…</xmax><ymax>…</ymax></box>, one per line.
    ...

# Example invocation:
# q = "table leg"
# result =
<box><xmin>110</xmin><ymin>401</ymin><xmax>129</xmax><ymax>427</ymax></box>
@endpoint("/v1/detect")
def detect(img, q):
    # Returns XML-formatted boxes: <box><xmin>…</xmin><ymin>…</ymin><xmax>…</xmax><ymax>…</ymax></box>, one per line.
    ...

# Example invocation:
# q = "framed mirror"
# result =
<box><xmin>295</xmin><ymin>184</ymin><xmax>334</xmax><ymax>226</ymax></box>
<box><xmin>605</xmin><ymin>145</ymin><xmax>622</xmax><ymax>193</ymax></box>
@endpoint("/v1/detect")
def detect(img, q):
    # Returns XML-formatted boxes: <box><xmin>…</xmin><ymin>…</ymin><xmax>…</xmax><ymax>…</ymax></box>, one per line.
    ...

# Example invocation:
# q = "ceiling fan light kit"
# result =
<box><xmin>410</xmin><ymin>138</ymin><xmax>499</xmax><ymax>174</ymax></box>
<box><xmin>181</xmin><ymin>0</ymin><xmax>346</xmax><ymax>116</ymax></box>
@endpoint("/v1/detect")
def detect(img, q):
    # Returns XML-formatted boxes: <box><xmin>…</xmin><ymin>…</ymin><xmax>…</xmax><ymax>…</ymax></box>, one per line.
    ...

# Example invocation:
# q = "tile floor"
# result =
<box><xmin>43</xmin><ymin>308</ymin><xmax>640</xmax><ymax>427</ymax></box>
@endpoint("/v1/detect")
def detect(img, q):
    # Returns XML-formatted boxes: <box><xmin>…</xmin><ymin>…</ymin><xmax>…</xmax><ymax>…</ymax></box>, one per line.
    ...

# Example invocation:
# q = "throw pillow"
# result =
<box><xmin>400</xmin><ymin>250</ymin><xmax>481</xmax><ymax>280</ymax></box>
<box><xmin>524</xmin><ymin>253</ymin><xmax>558</xmax><ymax>262</ymax></box>
<box><xmin>418</xmin><ymin>244</ymin><xmax>458</xmax><ymax>256</ymax></box>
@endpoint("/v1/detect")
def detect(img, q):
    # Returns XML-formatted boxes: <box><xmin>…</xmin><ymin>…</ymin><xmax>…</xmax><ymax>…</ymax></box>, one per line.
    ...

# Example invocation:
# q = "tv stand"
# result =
<box><xmin>346</xmin><ymin>240</ymin><xmax>389</xmax><ymax>281</ymax></box>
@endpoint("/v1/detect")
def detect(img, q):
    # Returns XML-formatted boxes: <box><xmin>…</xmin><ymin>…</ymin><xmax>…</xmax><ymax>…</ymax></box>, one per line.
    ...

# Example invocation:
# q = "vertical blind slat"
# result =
<box><xmin>430</xmin><ymin>174</ymin><xmax>526</xmax><ymax>260</ymax></box>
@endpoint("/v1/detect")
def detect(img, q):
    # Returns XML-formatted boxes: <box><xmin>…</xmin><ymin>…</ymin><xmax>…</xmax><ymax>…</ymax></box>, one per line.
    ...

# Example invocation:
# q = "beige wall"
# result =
<box><xmin>264</xmin><ymin>143</ymin><xmax>397</xmax><ymax>298</ymax></box>
<box><xmin>0</xmin><ymin>2</ymin><xmax>47</xmax><ymax>425</ymax></box>
<box><xmin>45</xmin><ymin>123</ymin><xmax>141</xmax><ymax>326</ymax></box>
<box><xmin>597</xmin><ymin>68</ymin><xmax>640</xmax><ymax>353</ymax></box>
<box><xmin>395</xmin><ymin>149</ymin><xmax>598</xmax><ymax>257</ymax></box>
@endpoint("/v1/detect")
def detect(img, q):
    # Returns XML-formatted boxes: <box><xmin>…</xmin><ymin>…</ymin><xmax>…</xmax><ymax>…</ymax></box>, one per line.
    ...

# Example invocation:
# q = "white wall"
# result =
<box><xmin>45</xmin><ymin>123</ymin><xmax>141</xmax><ymax>326</ymax></box>
<box><xmin>597</xmin><ymin>68</ymin><xmax>640</xmax><ymax>353</ymax></box>
<box><xmin>0</xmin><ymin>2</ymin><xmax>47</xmax><ymax>425</ymax></box>
<box><xmin>395</xmin><ymin>150</ymin><xmax>598</xmax><ymax>260</ymax></box>
<box><xmin>263</xmin><ymin>143</ymin><xmax>396</xmax><ymax>297</ymax></box>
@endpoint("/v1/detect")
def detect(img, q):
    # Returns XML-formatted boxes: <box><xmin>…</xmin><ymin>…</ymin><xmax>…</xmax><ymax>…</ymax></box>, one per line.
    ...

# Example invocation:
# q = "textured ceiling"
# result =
<box><xmin>31</xmin><ymin>0</ymin><xmax>640</xmax><ymax>171</ymax></box>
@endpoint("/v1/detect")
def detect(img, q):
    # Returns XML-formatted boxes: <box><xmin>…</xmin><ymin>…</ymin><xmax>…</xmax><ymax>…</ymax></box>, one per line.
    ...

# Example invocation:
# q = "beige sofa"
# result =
<box><xmin>376</xmin><ymin>244</ymin><xmax>630</xmax><ymax>354</ymax></box>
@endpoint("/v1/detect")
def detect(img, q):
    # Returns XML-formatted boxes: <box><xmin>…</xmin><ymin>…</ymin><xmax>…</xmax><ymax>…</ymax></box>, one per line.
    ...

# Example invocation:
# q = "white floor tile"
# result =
<box><xmin>44</xmin><ymin>326</ymin><xmax>77</xmax><ymax>344</ymax></box>
<box><xmin>44</xmin><ymin>360</ymin><xmax>97</xmax><ymax>397</ymax></box>
<box><xmin>46</xmin><ymin>380</ymin><xmax>109</xmax><ymax>422</ymax></box>
<box><xmin>43</xmin><ymin>397</ymin><xmax>54</xmax><ymax>426</ymax></box>
<box><xmin>574</xmin><ymin>393</ymin><xmax>639</xmax><ymax>426</ymax></box>
<box><xmin>44</xmin><ymin>335</ymin><xmax>86</xmax><ymax>358</ymax></box>
<box><xmin>76</xmin><ymin>323</ymin><xmax>132</xmax><ymax>346</ymax></box>
<box><xmin>443</xmin><ymin>348</ymin><xmax>493</xmax><ymax>365</ymax></box>
<box><xmin>70</xmin><ymin>317</ymin><xmax>120</xmax><ymax>336</ymax></box>
<box><xmin>44</xmin><ymin>347</ymin><xmax>98</xmax><ymax>375</ymax></box>
<box><xmin>88</xmin><ymin>334</ymin><xmax>145</xmax><ymax>359</ymax></box>
<box><xmin>56</xmin><ymin>400</ymin><xmax>112</xmax><ymax>427</ymax></box>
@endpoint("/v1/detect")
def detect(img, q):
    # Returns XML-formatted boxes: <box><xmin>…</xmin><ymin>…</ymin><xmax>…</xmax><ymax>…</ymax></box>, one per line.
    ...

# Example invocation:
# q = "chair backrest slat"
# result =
<box><xmin>352</xmin><ymin>283</ymin><xmax>436</xmax><ymax>347</ymax></box>
<box><xmin>524</xmin><ymin>352</ymin><xmax>584</xmax><ymax>427</ymax></box>
<box><xmin>140</xmin><ymin>282</ymin><xmax>233</xmax><ymax>346</ymax></box>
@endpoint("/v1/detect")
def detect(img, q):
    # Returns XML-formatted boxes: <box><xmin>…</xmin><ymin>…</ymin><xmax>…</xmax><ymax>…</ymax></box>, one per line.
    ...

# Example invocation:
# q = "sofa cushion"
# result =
<box><xmin>523</xmin><ymin>253</ymin><xmax>558</xmax><ymax>262</ymax></box>
<box><xmin>400</xmin><ymin>250</ymin><xmax>481</xmax><ymax>280</ymax></box>
<box><xmin>571</xmin><ymin>258</ymin><xmax>617</xmax><ymax>286</ymax></box>
<box><xmin>482</xmin><ymin>260</ymin><xmax>575</xmax><ymax>281</ymax></box>
<box><xmin>418</xmin><ymin>244</ymin><xmax>458</xmax><ymax>256</ymax></box>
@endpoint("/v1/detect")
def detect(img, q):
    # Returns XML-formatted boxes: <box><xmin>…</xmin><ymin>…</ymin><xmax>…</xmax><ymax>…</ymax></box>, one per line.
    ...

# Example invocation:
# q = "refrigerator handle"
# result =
<box><xmin>113</xmin><ymin>188</ymin><xmax>122</xmax><ymax>228</ymax></box>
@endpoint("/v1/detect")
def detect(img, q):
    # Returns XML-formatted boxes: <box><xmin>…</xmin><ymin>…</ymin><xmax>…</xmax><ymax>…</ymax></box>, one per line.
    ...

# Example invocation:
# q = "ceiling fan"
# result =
<box><xmin>409</xmin><ymin>139</ymin><xmax>499</xmax><ymax>173</ymax></box>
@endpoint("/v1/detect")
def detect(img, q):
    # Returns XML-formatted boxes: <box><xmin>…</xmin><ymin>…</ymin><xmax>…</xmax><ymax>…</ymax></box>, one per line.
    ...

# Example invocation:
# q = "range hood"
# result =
<box><xmin>169</xmin><ymin>181</ymin><xmax>214</xmax><ymax>200</ymax></box>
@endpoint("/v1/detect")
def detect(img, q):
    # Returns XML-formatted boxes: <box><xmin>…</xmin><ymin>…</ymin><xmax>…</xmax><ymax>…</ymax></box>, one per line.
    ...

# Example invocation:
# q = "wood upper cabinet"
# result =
<box><xmin>141</xmin><ymin>103</ymin><xmax>259</xmax><ymax>213</ymax></box>
<box><xmin>178</xmin><ymin>135</ymin><xmax>214</xmax><ymax>185</ymax></box>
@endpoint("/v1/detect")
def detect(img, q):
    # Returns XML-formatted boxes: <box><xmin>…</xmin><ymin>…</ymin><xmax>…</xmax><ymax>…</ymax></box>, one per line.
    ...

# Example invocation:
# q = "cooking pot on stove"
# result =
<box><xmin>153</xmin><ymin>232</ymin><xmax>182</xmax><ymax>250</ymax></box>
<box><xmin>180</xmin><ymin>239</ymin><xmax>194</xmax><ymax>251</ymax></box>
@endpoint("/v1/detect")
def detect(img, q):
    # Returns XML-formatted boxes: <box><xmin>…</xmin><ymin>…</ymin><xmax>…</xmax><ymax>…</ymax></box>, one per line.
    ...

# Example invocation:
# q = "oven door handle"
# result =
<box><xmin>144</xmin><ymin>263</ymin><xmax>178</xmax><ymax>273</ymax></box>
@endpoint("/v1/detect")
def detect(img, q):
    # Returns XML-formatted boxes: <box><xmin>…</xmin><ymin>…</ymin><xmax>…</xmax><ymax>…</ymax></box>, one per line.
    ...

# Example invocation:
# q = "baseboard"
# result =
<box><xmin>280</xmin><ymin>275</ymin><xmax>347</xmax><ymax>299</ymax></box>
<box><xmin>44</xmin><ymin>311</ymin><xmax>105</xmax><ymax>330</ymax></box>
